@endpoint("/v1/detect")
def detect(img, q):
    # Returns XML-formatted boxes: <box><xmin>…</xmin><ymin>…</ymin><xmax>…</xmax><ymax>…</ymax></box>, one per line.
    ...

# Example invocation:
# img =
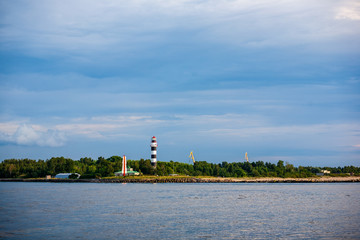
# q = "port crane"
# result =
<box><xmin>189</xmin><ymin>151</ymin><xmax>195</xmax><ymax>164</ymax></box>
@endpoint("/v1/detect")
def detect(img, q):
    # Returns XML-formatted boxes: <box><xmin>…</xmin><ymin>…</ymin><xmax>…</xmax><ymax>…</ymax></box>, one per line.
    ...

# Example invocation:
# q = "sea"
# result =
<box><xmin>0</xmin><ymin>182</ymin><xmax>359</xmax><ymax>239</ymax></box>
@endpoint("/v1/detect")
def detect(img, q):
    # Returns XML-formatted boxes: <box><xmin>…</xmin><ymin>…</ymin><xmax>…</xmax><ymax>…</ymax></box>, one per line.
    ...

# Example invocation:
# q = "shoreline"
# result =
<box><xmin>1</xmin><ymin>176</ymin><xmax>360</xmax><ymax>183</ymax></box>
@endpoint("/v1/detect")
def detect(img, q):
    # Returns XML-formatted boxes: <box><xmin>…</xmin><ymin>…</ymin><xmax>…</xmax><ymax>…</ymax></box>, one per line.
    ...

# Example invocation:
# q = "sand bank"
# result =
<box><xmin>1</xmin><ymin>176</ymin><xmax>359</xmax><ymax>183</ymax></box>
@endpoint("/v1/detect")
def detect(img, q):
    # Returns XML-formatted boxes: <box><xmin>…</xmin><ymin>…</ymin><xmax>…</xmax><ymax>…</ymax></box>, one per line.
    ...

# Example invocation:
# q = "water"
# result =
<box><xmin>0</xmin><ymin>182</ymin><xmax>359</xmax><ymax>239</ymax></box>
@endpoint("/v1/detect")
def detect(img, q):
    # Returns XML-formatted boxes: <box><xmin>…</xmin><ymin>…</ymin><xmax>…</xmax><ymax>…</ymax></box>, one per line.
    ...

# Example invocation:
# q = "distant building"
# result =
<box><xmin>316</xmin><ymin>170</ymin><xmax>331</xmax><ymax>176</ymax></box>
<box><xmin>115</xmin><ymin>168</ymin><xmax>140</xmax><ymax>176</ymax></box>
<box><xmin>55</xmin><ymin>173</ymin><xmax>81</xmax><ymax>179</ymax></box>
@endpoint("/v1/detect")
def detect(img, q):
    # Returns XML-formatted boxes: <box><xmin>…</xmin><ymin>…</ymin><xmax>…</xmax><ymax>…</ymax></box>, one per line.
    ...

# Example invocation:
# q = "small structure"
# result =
<box><xmin>46</xmin><ymin>175</ymin><xmax>52</xmax><ymax>179</ymax></box>
<box><xmin>316</xmin><ymin>170</ymin><xmax>331</xmax><ymax>176</ymax></box>
<box><xmin>115</xmin><ymin>168</ymin><xmax>140</xmax><ymax>176</ymax></box>
<box><xmin>55</xmin><ymin>173</ymin><xmax>81</xmax><ymax>179</ymax></box>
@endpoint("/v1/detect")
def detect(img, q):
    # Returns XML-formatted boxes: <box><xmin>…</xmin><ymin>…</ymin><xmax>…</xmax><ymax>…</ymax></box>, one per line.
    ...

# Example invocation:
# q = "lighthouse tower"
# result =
<box><xmin>150</xmin><ymin>136</ymin><xmax>157</xmax><ymax>168</ymax></box>
<box><xmin>122</xmin><ymin>155</ymin><xmax>127</xmax><ymax>176</ymax></box>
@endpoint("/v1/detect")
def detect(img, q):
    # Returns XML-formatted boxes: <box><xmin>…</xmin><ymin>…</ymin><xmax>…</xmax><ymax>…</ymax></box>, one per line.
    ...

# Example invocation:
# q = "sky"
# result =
<box><xmin>0</xmin><ymin>0</ymin><xmax>359</xmax><ymax>166</ymax></box>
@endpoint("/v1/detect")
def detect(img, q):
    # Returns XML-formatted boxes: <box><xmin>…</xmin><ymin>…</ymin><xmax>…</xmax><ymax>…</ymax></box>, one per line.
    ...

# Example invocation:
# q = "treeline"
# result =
<box><xmin>0</xmin><ymin>156</ymin><xmax>359</xmax><ymax>178</ymax></box>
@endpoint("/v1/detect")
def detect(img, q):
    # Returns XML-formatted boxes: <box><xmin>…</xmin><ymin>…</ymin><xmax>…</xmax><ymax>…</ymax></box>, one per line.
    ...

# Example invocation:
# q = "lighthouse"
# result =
<box><xmin>122</xmin><ymin>155</ymin><xmax>127</xmax><ymax>176</ymax></box>
<box><xmin>150</xmin><ymin>136</ymin><xmax>157</xmax><ymax>168</ymax></box>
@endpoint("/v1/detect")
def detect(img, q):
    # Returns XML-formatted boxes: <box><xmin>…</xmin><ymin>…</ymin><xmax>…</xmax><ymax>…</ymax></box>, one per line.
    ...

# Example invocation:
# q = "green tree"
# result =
<box><xmin>235</xmin><ymin>168</ymin><xmax>247</xmax><ymax>177</ymax></box>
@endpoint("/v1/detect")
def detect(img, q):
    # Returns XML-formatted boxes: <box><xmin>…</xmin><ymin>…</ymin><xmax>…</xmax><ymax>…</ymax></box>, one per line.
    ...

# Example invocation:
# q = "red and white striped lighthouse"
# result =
<box><xmin>122</xmin><ymin>155</ymin><xmax>127</xmax><ymax>176</ymax></box>
<box><xmin>150</xmin><ymin>136</ymin><xmax>157</xmax><ymax>168</ymax></box>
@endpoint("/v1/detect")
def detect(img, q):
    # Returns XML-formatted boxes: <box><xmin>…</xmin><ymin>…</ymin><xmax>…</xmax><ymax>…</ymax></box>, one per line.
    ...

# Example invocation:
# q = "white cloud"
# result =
<box><xmin>1</xmin><ymin>81</ymin><xmax>357</xmax><ymax>132</ymax></box>
<box><xmin>1</xmin><ymin>0</ymin><xmax>359</xmax><ymax>57</ymax></box>
<box><xmin>1</xmin><ymin>113</ymin><xmax>359</xmax><ymax>164</ymax></box>
<box><xmin>199</xmin><ymin>123</ymin><xmax>360</xmax><ymax>148</ymax></box>
<box><xmin>0</xmin><ymin>124</ymin><xmax>66</xmax><ymax>147</ymax></box>
<box><xmin>336</xmin><ymin>2</ymin><xmax>360</xmax><ymax>20</ymax></box>
<box><xmin>55</xmin><ymin>115</ymin><xmax>163</xmax><ymax>139</ymax></box>
<box><xmin>0</xmin><ymin>115</ymin><xmax>165</xmax><ymax>142</ymax></box>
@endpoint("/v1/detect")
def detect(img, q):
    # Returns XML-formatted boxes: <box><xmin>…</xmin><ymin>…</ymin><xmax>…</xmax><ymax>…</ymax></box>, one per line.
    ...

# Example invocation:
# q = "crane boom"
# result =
<box><xmin>189</xmin><ymin>151</ymin><xmax>195</xmax><ymax>164</ymax></box>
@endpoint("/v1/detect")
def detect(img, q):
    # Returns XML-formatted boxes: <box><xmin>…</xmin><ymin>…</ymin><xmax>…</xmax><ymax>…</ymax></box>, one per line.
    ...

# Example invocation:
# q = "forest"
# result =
<box><xmin>0</xmin><ymin>156</ymin><xmax>359</xmax><ymax>179</ymax></box>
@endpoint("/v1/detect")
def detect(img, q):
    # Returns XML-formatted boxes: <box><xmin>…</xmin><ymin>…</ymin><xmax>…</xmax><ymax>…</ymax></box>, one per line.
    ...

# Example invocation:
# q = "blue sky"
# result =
<box><xmin>0</xmin><ymin>0</ymin><xmax>359</xmax><ymax>166</ymax></box>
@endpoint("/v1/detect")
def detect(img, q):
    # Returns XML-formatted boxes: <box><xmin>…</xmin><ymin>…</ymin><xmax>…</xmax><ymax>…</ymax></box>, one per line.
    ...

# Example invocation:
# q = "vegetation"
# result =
<box><xmin>0</xmin><ymin>157</ymin><xmax>359</xmax><ymax>179</ymax></box>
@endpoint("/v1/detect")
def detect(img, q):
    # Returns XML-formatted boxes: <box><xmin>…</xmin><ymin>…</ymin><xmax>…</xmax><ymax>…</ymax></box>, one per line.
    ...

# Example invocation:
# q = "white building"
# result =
<box><xmin>54</xmin><ymin>173</ymin><xmax>81</xmax><ymax>179</ymax></box>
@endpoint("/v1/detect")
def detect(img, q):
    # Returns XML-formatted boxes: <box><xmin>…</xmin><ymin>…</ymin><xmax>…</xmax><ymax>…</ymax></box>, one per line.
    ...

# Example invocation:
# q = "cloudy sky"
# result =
<box><xmin>0</xmin><ymin>0</ymin><xmax>359</xmax><ymax>166</ymax></box>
